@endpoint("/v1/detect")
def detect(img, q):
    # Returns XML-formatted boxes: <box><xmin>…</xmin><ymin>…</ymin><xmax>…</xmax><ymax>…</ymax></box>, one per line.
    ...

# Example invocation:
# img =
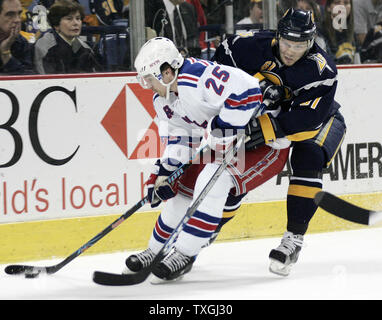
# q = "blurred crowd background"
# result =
<box><xmin>1</xmin><ymin>0</ymin><xmax>382</xmax><ymax>75</ymax></box>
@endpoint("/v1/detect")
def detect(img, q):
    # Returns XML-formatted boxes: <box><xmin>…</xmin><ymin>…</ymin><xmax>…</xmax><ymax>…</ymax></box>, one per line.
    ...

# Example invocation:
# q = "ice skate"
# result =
<box><xmin>122</xmin><ymin>248</ymin><xmax>155</xmax><ymax>274</ymax></box>
<box><xmin>150</xmin><ymin>248</ymin><xmax>195</xmax><ymax>284</ymax></box>
<box><xmin>269</xmin><ymin>231</ymin><xmax>304</xmax><ymax>276</ymax></box>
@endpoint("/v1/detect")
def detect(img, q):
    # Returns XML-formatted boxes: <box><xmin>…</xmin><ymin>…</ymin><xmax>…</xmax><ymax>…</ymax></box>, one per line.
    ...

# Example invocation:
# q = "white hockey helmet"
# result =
<box><xmin>134</xmin><ymin>37</ymin><xmax>184</xmax><ymax>89</ymax></box>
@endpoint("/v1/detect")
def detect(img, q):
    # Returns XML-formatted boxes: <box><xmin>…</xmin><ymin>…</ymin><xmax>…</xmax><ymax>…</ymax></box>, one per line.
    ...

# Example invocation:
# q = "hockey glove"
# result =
<box><xmin>146</xmin><ymin>159</ymin><xmax>178</xmax><ymax>208</ymax></box>
<box><xmin>245</xmin><ymin>113</ymin><xmax>287</xmax><ymax>150</ymax></box>
<box><xmin>259</xmin><ymin>79</ymin><xmax>286</xmax><ymax>110</ymax></box>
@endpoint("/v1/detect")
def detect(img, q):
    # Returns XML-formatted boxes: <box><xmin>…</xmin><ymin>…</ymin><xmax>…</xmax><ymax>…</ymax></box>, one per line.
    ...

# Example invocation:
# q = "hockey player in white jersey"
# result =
<box><xmin>124</xmin><ymin>37</ymin><xmax>289</xmax><ymax>282</ymax></box>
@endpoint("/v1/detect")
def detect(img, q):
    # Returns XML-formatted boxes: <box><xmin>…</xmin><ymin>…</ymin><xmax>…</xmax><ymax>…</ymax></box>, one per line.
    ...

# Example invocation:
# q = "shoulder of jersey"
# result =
<box><xmin>303</xmin><ymin>44</ymin><xmax>337</xmax><ymax>78</ymax></box>
<box><xmin>177</xmin><ymin>58</ymin><xmax>216</xmax><ymax>88</ymax></box>
<box><xmin>231</xmin><ymin>30</ymin><xmax>275</xmax><ymax>47</ymax></box>
<box><xmin>229</xmin><ymin>30</ymin><xmax>276</xmax><ymax>64</ymax></box>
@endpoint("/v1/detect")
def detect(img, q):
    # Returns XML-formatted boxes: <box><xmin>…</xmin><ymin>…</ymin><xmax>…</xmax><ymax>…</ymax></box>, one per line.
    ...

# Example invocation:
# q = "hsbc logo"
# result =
<box><xmin>0</xmin><ymin>82</ymin><xmax>164</xmax><ymax>169</ymax></box>
<box><xmin>101</xmin><ymin>83</ymin><xmax>165</xmax><ymax>160</ymax></box>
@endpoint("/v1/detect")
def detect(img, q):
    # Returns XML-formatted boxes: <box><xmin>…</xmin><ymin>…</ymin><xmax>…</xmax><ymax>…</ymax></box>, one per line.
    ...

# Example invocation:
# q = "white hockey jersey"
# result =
<box><xmin>154</xmin><ymin>57</ymin><xmax>263</xmax><ymax>167</ymax></box>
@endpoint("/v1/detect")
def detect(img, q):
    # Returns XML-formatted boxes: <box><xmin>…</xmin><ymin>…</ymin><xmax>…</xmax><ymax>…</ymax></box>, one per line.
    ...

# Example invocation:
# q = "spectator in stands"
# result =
<box><xmin>237</xmin><ymin>0</ymin><xmax>263</xmax><ymax>25</ymax></box>
<box><xmin>87</xmin><ymin>0</ymin><xmax>130</xmax><ymax>71</ymax></box>
<box><xmin>360</xmin><ymin>17</ymin><xmax>382</xmax><ymax>63</ymax></box>
<box><xmin>321</xmin><ymin>0</ymin><xmax>355</xmax><ymax>64</ymax></box>
<box><xmin>316</xmin><ymin>0</ymin><xmax>327</xmax><ymax>5</ymax></box>
<box><xmin>145</xmin><ymin>0</ymin><xmax>201</xmax><ymax>57</ymax></box>
<box><xmin>0</xmin><ymin>0</ymin><xmax>34</xmax><ymax>74</ymax></box>
<box><xmin>200</xmin><ymin>0</ymin><xmax>225</xmax><ymax>25</ymax></box>
<box><xmin>353</xmin><ymin>0</ymin><xmax>382</xmax><ymax>47</ymax></box>
<box><xmin>296</xmin><ymin>0</ymin><xmax>322</xmax><ymax>28</ymax></box>
<box><xmin>186</xmin><ymin>0</ymin><xmax>216</xmax><ymax>59</ymax></box>
<box><xmin>278</xmin><ymin>0</ymin><xmax>297</xmax><ymax>17</ymax></box>
<box><xmin>20</xmin><ymin>0</ymin><xmax>33</xmax><ymax>21</ymax></box>
<box><xmin>295</xmin><ymin>0</ymin><xmax>327</xmax><ymax>51</ymax></box>
<box><xmin>234</xmin><ymin>0</ymin><xmax>251</xmax><ymax>23</ymax></box>
<box><xmin>34</xmin><ymin>0</ymin><xmax>102</xmax><ymax>73</ymax></box>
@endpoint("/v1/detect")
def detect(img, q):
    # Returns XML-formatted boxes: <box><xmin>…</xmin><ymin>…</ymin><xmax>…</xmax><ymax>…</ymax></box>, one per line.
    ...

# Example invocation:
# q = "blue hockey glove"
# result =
<box><xmin>146</xmin><ymin>160</ymin><xmax>178</xmax><ymax>208</ymax></box>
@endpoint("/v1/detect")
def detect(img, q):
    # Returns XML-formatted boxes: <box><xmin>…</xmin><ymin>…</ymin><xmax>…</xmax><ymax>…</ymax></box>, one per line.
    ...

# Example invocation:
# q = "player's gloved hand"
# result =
<box><xmin>259</xmin><ymin>79</ymin><xmax>286</xmax><ymax>110</ymax></box>
<box><xmin>245</xmin><ymin>113</ymin><xmax>287</xmax><ymax>150</ymax></box>
<box><xmin>146</xmin><ymin>159</ymin><xmax>178</xmax><ymax>208</ymax></box>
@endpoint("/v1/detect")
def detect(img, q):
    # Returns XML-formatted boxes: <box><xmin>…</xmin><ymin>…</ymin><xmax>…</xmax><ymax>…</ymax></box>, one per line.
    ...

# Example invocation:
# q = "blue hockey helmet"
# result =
<box><xmin>277</xmin><ymin>8</ymin><xmax>316</xmax><ymax>48</ymax></box>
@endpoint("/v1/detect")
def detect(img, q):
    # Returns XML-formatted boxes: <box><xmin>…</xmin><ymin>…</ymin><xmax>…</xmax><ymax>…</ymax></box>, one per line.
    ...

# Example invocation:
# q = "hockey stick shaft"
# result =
<box><xmin>4</xmin><ymin>197</ymin><xmax>148</xmax><ymax>276</ymax></box>
<box><xmin>314</xmin><ymin>191</ymin><xmax>382</xmax><ymax>226</ymax></box>
<box><xmin>4</xmin><ymin>146</ymin><xmax>207</xmax><ymax>276</ymax></box>
<box><xmin>93</xmin><ymin>135</ymin><xmax>246</xmax><ymax>285</ymax></box>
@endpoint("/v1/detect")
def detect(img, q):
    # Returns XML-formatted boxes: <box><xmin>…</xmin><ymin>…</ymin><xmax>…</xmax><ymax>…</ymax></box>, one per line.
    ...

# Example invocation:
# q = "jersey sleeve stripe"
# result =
<box><xmin>216</xmin><ymin>115</ymin><xmax>246</xmax><ymax>129</ymax></box>
<box><xmin>178</xmin><ymin>75</ymin><xmax>198</xmax><ymax>82</ymax></box>
<box><xmin>226</xmin><ymin>93</ymin><xmax>262</xmax><ymax>107</ymax></box>
<box><xmin>293</xmin><ymin>77</ymin><xmax>337</xmax><ymax>95</ymax></box>
<box><xmin>177</xmin><ymin>74</ymin><xmax>199</xmax><ymax>88</ymax></box>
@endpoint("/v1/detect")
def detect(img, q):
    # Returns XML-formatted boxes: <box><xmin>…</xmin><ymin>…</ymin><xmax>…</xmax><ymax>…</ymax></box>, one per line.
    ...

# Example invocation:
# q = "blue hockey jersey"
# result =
<box><xmin>213</xmin><ymin>31</ymin><xmax>341</xmax><ymax>142</ymax></box>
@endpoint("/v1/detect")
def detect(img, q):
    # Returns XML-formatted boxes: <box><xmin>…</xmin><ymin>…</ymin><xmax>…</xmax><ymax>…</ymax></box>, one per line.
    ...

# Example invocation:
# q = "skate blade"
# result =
<box><xmin>269</xmin><ymin>259</ymin><xmax>293</xmax><ymax>277</ymax></box>
<box><xmin>149</xmin><ymin>274</ymin><xmax>184</xmax><ymax>285</ymax></box>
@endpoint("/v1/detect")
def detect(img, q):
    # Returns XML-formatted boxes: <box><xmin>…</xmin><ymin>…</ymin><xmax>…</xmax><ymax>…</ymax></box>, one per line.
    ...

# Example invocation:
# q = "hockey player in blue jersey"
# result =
<box><xmin>123</xmin><ymin>37</ymin><xmax>290</xmax><ymax>282</ymax></box>
<box><xmin>212</xmin><ymin>8</ymin><xmax>347</xmax><ymax>276</ymax></box>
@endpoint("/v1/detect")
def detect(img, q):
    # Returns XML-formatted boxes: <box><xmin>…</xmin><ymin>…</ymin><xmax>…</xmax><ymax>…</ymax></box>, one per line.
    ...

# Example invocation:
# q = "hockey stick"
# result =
<box><xmin>314</xmin><ymin>191</ymin><xmax>382</xmax><ymax>226</ymax></box>
<box><xmin>92</xmin><ymin>134</ymin><xmax>246</xmax><ymax>286</ymax></box>
<box><xmin>4</xmin><ymin>147</ymin><xmax>206</xmax><ymax>278</ymax></box>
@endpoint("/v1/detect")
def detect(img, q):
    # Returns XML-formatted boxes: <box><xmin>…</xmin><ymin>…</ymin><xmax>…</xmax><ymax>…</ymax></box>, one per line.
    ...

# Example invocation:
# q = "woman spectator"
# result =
<box><xmin>295</xmin><ymin>0</ymin><xmax>327</xmax><ymax>50</ymax></box>
<box><xmin>322</xmin><ymin>0</ymin><xmax>356</xmax><ymax>64</ymax></box>
<box><xmin>34</xmin><ymin>0</ymin><xmax>102</xmax><ymax>74</ymax></box>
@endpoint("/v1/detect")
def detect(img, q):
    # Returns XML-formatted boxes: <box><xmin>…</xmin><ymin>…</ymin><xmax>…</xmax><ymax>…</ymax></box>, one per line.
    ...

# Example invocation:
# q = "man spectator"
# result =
<box><xmin>237</xmin><ymin>0</ymin><xmax>263</xmax><ymax>25</ymax></box>
<box><xmin>0</xmin><ymin>0</ymin><xmax>33</xmax><ymax>74</ymax></box>
<box><xmin>145</xmin><ymin>0</ymin><xmax>201</xmax><ymax>57</ymax></box>
<box><xmin>353</xmin><ymin>0</ymin><xmax>382</xmax><ymax>47</ymax></box>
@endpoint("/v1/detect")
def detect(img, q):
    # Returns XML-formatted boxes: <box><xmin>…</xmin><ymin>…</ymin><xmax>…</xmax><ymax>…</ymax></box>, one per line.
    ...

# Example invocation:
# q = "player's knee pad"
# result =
<box><xmin>159</xmin><ymin>194</ymin><xmax>192</xmax><ymax>229</ymax></box>
<box><xmin>290</xmin><ymin>142</ymin><xmax>326</xmax><ymax>171</ymax></box>
<box><xmin>193</xmin><ymin>164</ymin><xmax>234</xmax><ymax>217</ymax></box>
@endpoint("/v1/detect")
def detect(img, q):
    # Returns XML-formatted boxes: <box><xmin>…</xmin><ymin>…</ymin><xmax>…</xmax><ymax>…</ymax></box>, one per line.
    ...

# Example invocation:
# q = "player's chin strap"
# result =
<box><xmin>162</xmin><ymin>69</ymin><xmax>179</xmax><ymax>100</ymax></box>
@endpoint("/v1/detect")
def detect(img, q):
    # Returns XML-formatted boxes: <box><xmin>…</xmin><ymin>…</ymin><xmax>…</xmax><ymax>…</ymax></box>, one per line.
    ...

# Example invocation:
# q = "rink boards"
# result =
<box><xmin>1</xmin><ymin>66</ymin><xmax>382</xmax><ymax>263</ymax></box>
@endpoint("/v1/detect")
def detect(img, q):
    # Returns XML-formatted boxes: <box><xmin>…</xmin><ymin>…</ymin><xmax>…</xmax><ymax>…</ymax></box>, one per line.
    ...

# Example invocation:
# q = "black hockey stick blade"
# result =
<box><xmin>4</xmin><ymin>265</ymin><xmax>48</xmax><ymax>275</ymax></box>
<box><xmin>93</xmin><ymin>269</ymin><xmax>151</xmax><ymax>286</ymax></box>
<box><xmin>314</xmin><ymin>191</ymin><xmax>382</xmax><ymax>226</ymax></box>
<box><xmin>93</xmin><ymin>246</ymin><xmax>167</xmax><ymax>286</ymax></box>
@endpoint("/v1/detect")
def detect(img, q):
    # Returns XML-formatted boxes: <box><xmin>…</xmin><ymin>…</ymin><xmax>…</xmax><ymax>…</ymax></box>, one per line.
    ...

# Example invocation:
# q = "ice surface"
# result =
<box><xmin>2</xmin><ymin>228</ymin><xmax>382</xmax><ymax>300</ymax></box>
